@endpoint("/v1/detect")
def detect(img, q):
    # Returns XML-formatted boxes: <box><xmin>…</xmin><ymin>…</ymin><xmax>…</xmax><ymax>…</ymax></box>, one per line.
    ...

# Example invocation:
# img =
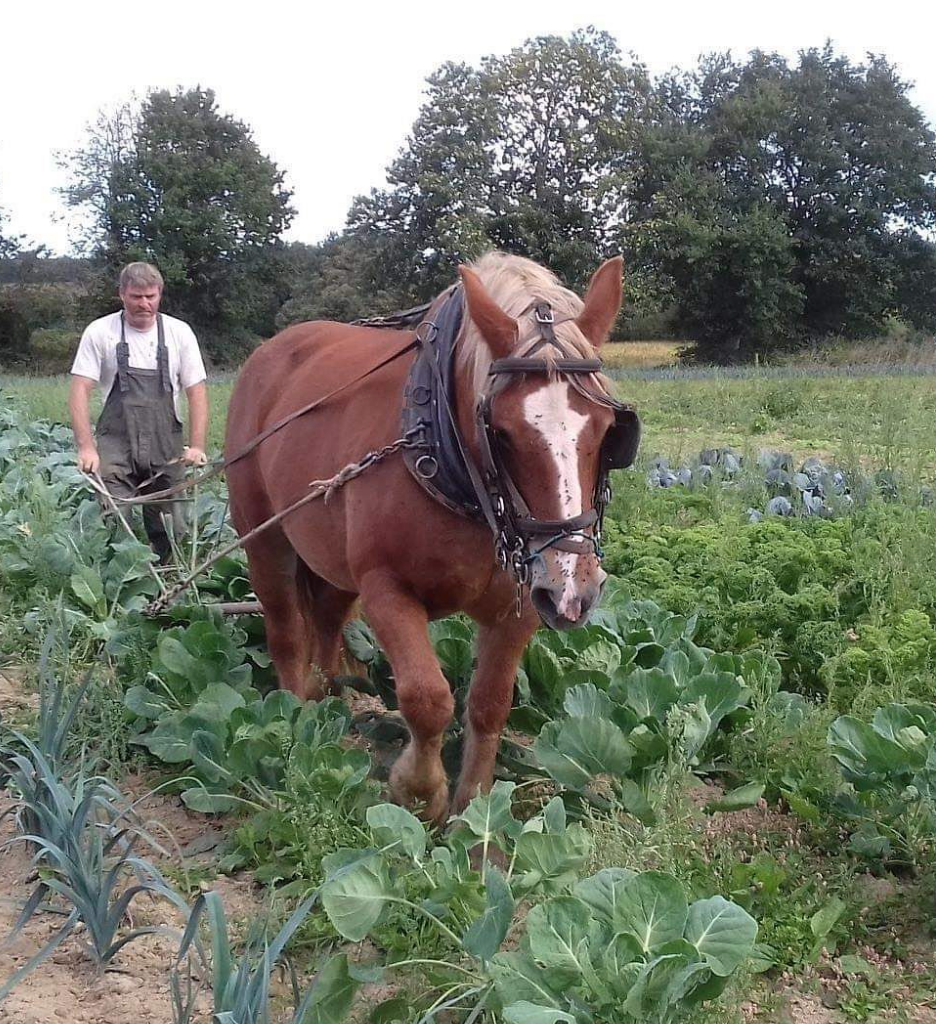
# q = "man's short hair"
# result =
<box><xmin>119</xmin><ymin>262</ymin><xmax>164</xmax><ymax>292</ymax></box>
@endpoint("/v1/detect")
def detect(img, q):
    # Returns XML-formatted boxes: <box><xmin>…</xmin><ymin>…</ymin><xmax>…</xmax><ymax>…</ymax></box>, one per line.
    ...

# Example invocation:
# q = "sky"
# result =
<box><xmin>4</xmin><ymin>0</ymin><xmax>935</xmax><ymax>256</ymax></box>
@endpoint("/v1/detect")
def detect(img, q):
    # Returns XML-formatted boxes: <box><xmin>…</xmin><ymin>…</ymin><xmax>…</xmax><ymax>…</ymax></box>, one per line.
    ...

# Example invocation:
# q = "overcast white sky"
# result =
<box><xmin>4</xmin><ymin>0</ymin><xmax>935</xmax><ymax>255</ymax></box>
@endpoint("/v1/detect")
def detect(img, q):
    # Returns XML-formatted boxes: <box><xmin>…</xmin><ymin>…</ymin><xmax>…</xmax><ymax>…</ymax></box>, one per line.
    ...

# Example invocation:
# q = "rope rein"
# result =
<box><xmin>83</xmin><ymin>429</ymin><xmax>425</xmax><ymax>616</ymax></box>
<box><xmin>98</xmin><ymin>336</ymin><xmax>419</xmax><ymax>508</ymax></box>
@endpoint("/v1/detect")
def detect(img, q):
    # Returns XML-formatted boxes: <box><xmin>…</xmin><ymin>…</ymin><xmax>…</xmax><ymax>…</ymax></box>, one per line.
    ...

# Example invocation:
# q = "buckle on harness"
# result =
<box><xmin>534</xmin><ymin>305</ymin><xmax>554</xmax><ymax>325</ymax></box>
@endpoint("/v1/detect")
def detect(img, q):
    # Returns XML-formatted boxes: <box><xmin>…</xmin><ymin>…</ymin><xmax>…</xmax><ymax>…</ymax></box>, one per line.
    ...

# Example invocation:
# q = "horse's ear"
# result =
<box><xmin>459</xmin><ymin>266</ymin><xmax>517</xmax><ymax>358</ymax></box>
<box><xmin>576</xmin><ymin>256</ymin><xmax>624</xmax><ymax>348</ymax></box>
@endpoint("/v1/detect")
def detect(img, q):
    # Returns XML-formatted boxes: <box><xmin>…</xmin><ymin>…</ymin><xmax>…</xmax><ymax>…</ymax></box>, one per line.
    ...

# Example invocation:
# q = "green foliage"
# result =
<box><xmin>828</xmin><ymin>703</ymin><xmax>936</xmax><ymax>863</ymax></box>
<box><xmin>173</xmin><ymin>890</ymin><xmax>363</xmax><ymax>1024</ymax></box>
<box><xmin>0</xmin><ymin>404</ymin><xmax>164</xmax><ymax>659</ymax></box>
<box><xmin>490</xmin><ymin>880</ymin><xmax>756</xmax><ymax>1023</ymax></box>
<box><xmin>126</xmin><ymin>633</ymin><xmax>357</xmax><ymax>812</ymax></box>
<box><xmin>349</xmin><ymin>29</ymin><xmax>651</xmax><ymax>301</ymax></box>
<box><xmin>625</xmin><ymin>46</ymin><xmax>936</xmax><ymax>357</ymax></box>
<box><xmin>0</xmin><ymin>659</ymin><xmax>186</xmax><ymax>997</ymax></box>
<box><xmin>720</xmin><ymin>670</ymin><xmax>835</xmax><ymax>817</ymax></box>
<box><xmin>218</xmin><ymin>725</ymin><xmax>379</xmax><ymax>886</ymax></box>
<box><xmin>11</xmin><ymin>35</ymin><xmax>936</xmax><ymax>359</ymax></box>
<box><xmin>7</xmin><ymin>388</ymin><xmax>936</xmax><ymax>1015</ymax></box>
<box><xmin>1</xmin><ymin>704</ymin><xmax>119</xmax><ymax>854</ymax></box>
<box><xmin>721</xmin><ymin>849</ymin><xmax>854</xmax><ymax>973</ymax></box>
<box><xmin>0</xmin><ymin>792</ymin><xmax>185</xmax><ymax>994</ymax></box>
<box><xmin>316</xmin><ymin>785</ymin><xmax>756</xmax><ymax>1023</ymax></box>
<box><xmin>501</xmin><ymin>586</ymin><xmax>759</xmax><ymax>805</ymax></box>
<box><xmin>275</xmin><ymin>235</ymin><xmax>400</xmax><ymax>329</ymax></box>
<box><xmin>0</xmin><ymin>191</ymin><xmax>23</xmax><ymax>261</ymax></box>
<box><xmin>603</xmin><ymin>496</ymin><xmax>936</xmax><ymax>706</ymax></box>
<box><xmin>632</xmin><ymin>189</ymin><xmax>803</xmax><ymax>358</ymax></box>
<box><xmin>28</xmin><ymin>326</ymin><xmax>79</xmax><ymax>373</ymax></box>
<box><xmin>346</xmin><ymin>585</ymin><xmax>761</xmax><ymax>813</ymax></box>
<box><xmin>120</xmin><ymin>610</ymin><xmax>380</xmax><ymax>885</ymax></box>
<box><xmin>0</xmin><ymin>282</ymin><xmax>81</xmax><ymax>370</ymax></box>
<box><xmin>342</xmin><ymin>37</ymin><xmax>936</xmax><ymax>357</ymax></box>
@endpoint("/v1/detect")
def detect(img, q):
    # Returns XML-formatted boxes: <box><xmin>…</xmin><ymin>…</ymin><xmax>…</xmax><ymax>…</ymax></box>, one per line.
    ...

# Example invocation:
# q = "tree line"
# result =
<box><xmin>2</xmin><ymin>29</ymin><xmax>935</xmax><ymax>367</ymax></box>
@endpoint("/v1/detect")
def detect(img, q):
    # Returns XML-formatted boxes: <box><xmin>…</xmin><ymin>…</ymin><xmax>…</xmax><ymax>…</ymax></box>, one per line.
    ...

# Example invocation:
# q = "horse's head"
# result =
<box><xmin>458</xmin><ymin>256</ymin><xmax>638</xmax><ymax>631</ymax></box>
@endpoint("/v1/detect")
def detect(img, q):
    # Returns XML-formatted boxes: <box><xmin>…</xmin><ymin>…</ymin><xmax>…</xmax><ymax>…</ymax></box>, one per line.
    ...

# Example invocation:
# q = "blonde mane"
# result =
<box><xmin>455</xmin><ymin>252</ymin><xmax>611</xmax><ymax>398</ymax></box>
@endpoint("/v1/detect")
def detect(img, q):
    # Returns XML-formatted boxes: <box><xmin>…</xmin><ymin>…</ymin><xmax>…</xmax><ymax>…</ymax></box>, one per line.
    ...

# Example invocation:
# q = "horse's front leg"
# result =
<box><xmin>359</xmin><ymin>572</ymin><xmax>455</xmax><ymax>824</ymax></box>
<box><xmin>452</xmin><ymin>616</ymin><xmax>538</xmax><ymax>815</ymax></box>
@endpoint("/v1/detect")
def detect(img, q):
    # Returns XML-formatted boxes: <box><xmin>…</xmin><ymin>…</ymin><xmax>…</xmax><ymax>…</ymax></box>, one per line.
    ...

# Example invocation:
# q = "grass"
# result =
<box><xmin>613</xmin><ymin>373</ymin><xmax>936</xmax><ymax>467</ymax></box>
<box><xmin>10</xmin><ymin>358</ymin><xmax>936</xmax><ymax>467</ymax></box>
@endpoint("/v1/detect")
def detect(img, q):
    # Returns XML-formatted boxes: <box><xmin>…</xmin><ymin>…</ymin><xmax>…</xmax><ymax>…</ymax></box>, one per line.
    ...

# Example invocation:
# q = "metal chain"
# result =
<box><xmin>308</xmin><ymin>431</ymin><xmax>425</xmax><ymax>501</ymax></box>
<box><xmin>594</xmin><ymin>477</ymin><xmax>613</xmax><ymax>559</ymax></box>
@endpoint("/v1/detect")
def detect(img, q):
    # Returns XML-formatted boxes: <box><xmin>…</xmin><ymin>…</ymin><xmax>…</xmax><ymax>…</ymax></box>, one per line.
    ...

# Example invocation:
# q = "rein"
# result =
<box><xmin>105</xmin><ymin>334</ymin><xmax>420</xmax><ymax>507</ymax></box>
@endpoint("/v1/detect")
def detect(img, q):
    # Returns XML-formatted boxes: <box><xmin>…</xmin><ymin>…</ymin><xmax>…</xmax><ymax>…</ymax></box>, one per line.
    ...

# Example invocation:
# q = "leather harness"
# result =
<box><xmin>402</xmin><ymin>286</ymin><xmax>640</xmax><ymax>588</ymax></box>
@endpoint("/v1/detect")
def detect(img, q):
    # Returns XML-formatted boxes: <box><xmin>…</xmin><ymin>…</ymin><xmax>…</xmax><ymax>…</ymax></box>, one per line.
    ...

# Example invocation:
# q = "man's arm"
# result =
<box><xmin>182</xmin><ymin>381</ymin><xmax>209</xmax><ymax>465</ymax></box>
<box><xmin>69</xmin><ymin>375</ymin><xmax>100</xmax><ymax>473</ymax></box>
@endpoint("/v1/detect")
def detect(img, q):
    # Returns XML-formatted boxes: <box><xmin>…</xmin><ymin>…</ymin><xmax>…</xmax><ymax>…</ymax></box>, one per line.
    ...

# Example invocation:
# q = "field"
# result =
<box><xmin>2</xmin><ymin>360</ymin><xmax>936</xmax><ymax>1024</ymax></box>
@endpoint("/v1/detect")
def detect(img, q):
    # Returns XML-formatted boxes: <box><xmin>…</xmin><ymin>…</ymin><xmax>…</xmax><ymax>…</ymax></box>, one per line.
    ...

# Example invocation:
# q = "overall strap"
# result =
<box><xmin>117</xmin><ymin>313</ymin><xmax>131</xmax><ymax>393</ymax></box>
<box><xmin>156</xmin><ymin>314</ymin><xmax>172</xmax><ymax>393</ymax></box>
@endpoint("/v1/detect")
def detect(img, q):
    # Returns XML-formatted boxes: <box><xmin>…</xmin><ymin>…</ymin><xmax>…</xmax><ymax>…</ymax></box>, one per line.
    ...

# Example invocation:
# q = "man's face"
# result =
<box><xmin>120</xmin><ymin>284</ymin><xmax>162</xmax><ymax>328</ymax></box>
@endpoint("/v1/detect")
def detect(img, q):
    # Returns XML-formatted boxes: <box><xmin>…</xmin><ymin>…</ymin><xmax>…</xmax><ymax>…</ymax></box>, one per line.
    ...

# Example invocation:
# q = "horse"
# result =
<box><xmin>224</xmin><ymin>252</ymin><xmax>639</xmax><ymax>823</ymax></box>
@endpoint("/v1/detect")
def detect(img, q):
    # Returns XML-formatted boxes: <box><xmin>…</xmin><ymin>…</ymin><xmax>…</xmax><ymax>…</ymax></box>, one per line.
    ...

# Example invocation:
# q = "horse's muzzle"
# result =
<box><xmin>530</xmin><ymin>576</ymin><xmax>605</xmax><ymax>631</ymax></box>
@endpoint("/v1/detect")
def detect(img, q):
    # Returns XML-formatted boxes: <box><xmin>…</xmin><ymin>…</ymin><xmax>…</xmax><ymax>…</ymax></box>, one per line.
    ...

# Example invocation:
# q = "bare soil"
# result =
<box><xmin>0</xmin><ymin>665</ymin><xmax>262</xmax><ymax>1024</ymax></box>
<box><xmin>0</xmin><ymin>791</ymin><xmax>186</xmax><ymax>1024</ymax></box>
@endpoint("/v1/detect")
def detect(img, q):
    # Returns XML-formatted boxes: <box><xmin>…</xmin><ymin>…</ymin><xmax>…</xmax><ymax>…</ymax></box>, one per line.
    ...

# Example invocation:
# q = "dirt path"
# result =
<box><xmin>0</xmin><ymin>739</ymin><xmax>268</xmax><ymax>1024</ymax></box>
<box><xmin>0</xmin><ymin>790</ymin><xmax>185</xmax><ymax>1024</ymax></box>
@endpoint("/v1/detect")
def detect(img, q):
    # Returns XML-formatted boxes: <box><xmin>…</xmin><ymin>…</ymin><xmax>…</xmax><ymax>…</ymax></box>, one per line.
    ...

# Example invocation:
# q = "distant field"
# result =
<box><xmin>602</xmin><ymin>340</ymin><xmax>686</xmax><ymax>369</ymax></box>
<box><xmin>9</xmin><ymin>359</ymin><xmax>936</xmax><ymax>472</ymax></box>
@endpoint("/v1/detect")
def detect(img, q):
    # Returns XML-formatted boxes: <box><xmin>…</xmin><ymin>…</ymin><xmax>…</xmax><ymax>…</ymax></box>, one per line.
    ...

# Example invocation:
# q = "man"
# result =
<box><xmin>69</xmin><ymin>261</ymin><xmax>209</xmax><ymax>563</ymax></box>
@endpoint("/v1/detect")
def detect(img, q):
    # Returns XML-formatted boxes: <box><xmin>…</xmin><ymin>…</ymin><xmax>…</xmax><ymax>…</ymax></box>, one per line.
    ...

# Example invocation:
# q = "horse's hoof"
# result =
<box><xmin>390</xmin><ymin>778</ymin><xmax>449</xmax><ymax>826</ymax></box>
<box><xmin>389</xmin><ymin>753</ymin><xmax>449</xmax><ymax>826</ymax></box>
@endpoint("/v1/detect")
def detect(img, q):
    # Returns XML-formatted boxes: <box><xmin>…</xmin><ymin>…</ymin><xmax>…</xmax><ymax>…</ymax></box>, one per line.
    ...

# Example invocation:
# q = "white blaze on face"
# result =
<box><xmin>522</xmin><ymin>381</ymin><xmax>590</xmax><ymax>619</ymax></box>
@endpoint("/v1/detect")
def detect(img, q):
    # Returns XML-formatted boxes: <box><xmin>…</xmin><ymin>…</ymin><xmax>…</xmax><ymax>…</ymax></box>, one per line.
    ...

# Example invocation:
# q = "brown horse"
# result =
<box><xmin>225</xmin><ymin>252</ymin><xmax>638</xmax><ymax>822</ymax></box>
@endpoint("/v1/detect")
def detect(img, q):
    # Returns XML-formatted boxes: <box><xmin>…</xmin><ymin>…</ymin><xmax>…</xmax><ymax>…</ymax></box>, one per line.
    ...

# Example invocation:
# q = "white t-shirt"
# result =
<box><xmin>71</xmin><ymin>311</ymin><xmax>207</xmax><ymax>418</ymax></box>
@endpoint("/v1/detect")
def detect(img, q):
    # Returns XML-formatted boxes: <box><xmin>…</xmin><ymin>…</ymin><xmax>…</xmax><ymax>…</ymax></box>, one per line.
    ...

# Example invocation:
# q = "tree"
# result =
<box><xmin>61</xmin><ymin>88</ymin><xmax>295</xmax><ymax>361</ymax></box>
<box><xmin>0</xmin><ymin>195</ymin><xmax>25</xmax><ymax>364</ymax></box>
<box><xmin>275</xmin><ymin>235</ymin><xmax>398</xmax><ymax>329</ymax></box>
<box><xmin>626</xmin><ymin>46</ymin><xmax>936</xmax><ymax>356</ymax></box>
<box><xmin>0</xmin><ymin>214</ymin><xmax>19</xmax><ymax>262</ymax></box>
<box><xmin>632</xmin><ymin>171</ymin><xmax>804</xmax><ymax>359</ymax></box>
<box><xmin>349</xmin><ymin>29</ymin><xmax>651</xmax><ymax>301</ymax></box>
<box><xmin>0</xmin><ymin>177</ymin><xmax>25</xmax><ymax>261</ymax></box>
<box><xmin>57</xmin><ymin>101</ymin><xmax>138</xmax><ymax>257</ymax></box>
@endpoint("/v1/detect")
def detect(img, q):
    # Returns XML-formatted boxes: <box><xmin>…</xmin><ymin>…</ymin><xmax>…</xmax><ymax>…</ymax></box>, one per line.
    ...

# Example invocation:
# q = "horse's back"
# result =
<box><xmin>223</xmin><ymin>317</ymin><xmax>420</xmax><ymax>587</ymax></box>
<box><xmin>225</xmin><ymin>320</ymin><xmax>412</xmax><ymax>454</ymax></box>
<box><xmin>225</xmin><ymin>321</ymin><xmax>339</xmax><ymax>454</ymax></box>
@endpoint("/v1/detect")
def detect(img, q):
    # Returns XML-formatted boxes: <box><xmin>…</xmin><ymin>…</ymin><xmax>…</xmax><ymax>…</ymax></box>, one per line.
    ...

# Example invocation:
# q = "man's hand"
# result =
<box><xmin>69</xmin><ymin>375</ymin><xmax>99</xmax><ymax>475</ymax></box>
<box><xmin>182</xmin><ymin>446</ymin><xmax>208</xmax><ymax>467</ymax></box>
<box><xmin>77</xmin><ymin>444</ymin><xmax>100</xmax><ymax>474</ymax></box>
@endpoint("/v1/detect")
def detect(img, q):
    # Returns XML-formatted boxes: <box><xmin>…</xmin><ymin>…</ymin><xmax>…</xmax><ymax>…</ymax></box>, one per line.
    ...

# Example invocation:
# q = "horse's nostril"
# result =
<box><xmin>530</xmin><ymin>585</ymin><xmax>559</xmax><ymax>620</ymax></box>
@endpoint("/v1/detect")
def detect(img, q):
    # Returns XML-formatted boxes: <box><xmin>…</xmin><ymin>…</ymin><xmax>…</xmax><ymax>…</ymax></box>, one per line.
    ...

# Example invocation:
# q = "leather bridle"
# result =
<box><xmin>464</xmin><ymin>302</ymin><xmax>638</xmax><ymax>590</ymax></box>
